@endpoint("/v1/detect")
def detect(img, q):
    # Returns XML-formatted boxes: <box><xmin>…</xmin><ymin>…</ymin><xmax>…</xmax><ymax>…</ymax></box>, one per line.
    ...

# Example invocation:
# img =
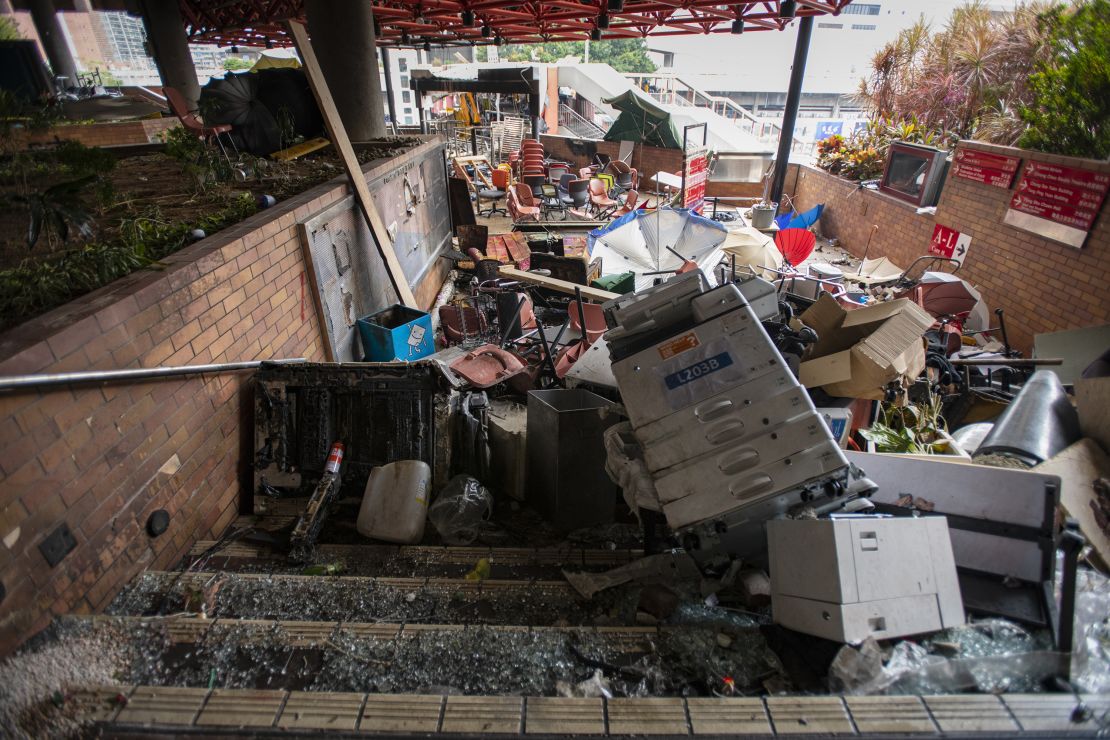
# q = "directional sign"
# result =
<box><xmin>1004</xmin><ymin>160</ymin><xmax>1110</xmax><ymax>248</ymax></box>
<box><xmin>952</xmin><ymin>148</ymin><xmax>1021</xmax><ymax>189</ymax></box>
<box><xmin>929</xmin><ymin>223</ymin><xmax>972</xmax><ymax>266</ymax></box>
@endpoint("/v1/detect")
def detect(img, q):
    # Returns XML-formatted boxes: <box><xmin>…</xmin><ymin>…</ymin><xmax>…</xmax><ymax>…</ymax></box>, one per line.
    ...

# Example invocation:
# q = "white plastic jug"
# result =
<box><xmin>356</xmin><ymin>460</ymin><xmax>431</xmax><ymax>544</ymax></box>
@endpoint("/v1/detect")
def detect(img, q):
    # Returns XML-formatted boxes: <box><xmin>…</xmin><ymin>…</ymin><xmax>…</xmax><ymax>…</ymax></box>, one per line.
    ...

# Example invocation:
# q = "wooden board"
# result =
<box><xmin>286</xmin><ymin>21</ymin><xmax>417</xmax><ymax>307</ymax></box>
<box><xmin>1035</xmin><ymin>439</ymin><xmax>1110</xmax><ymax>569</ymax></box>
<box><xmin>271</xmin><ymin>136</ymin><xmax>331</xmax><ymax>161</ymax></box>
<box><xmin>498</xmin><ymin>266</ymin><xmax>619</xmax><ymax>302</ymax></box>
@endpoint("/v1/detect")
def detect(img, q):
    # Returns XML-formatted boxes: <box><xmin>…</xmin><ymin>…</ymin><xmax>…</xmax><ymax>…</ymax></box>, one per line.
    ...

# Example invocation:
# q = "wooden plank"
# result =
<box><xmin>271</xmin><ymin>136</ymin><xmax>331</xmax><ymax>161</ymax></box>
<box><xmin>498</xmin><ymin>266</ymin><xmax>619</xmax><ymax>302</ymax></box>
<box><xmin>286</xmin><ymin>20</ymin><xmax>417</xmax><ymax>308</ymax></box>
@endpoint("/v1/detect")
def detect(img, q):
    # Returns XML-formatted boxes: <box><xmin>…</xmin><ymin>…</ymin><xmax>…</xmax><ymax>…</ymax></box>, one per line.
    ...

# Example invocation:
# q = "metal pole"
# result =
<box><xmin>768</xmin><ymin>16</ymin><xmax>813</xmax><ymax>210</ymax></box>
<box><xmin>0</xmin><ymin>359</ymin><xmax>307</xmax><ymax>392</ymax></box>
<box><xmin>381</xmin><ymin>46</ymin><xmax>400</xmax><ymax>135</ymax></box>
<box><xmin>418</xmin><ymin>94</ymin><xmax>427</xmax><ymax>134</ymax></box>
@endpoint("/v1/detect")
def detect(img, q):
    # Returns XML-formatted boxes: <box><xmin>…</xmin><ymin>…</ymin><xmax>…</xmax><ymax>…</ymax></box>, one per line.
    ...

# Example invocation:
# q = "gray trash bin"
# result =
<box><xmin>526</xmin><ymin>389</ymin><xmax>621</xmax><ymax>531</ymax></box>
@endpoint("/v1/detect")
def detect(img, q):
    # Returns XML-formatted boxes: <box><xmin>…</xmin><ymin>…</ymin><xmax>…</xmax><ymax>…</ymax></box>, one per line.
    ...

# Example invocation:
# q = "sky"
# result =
<box><xmin>644</xmin><ymin>0</ymin><xmax>1023</xmax><ymax>95</ymax></box>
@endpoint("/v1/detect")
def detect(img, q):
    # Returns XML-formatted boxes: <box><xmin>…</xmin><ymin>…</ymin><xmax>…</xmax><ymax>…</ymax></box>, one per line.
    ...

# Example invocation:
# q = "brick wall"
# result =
<box><xmin>789</xmin><ymin>141</ymin><xmax>1110</xmax><ymax>354</ymax></box>
<box><xmin>19</xmin><ymin>118</ymin><xmax>181</xmax><ymax>149</ymax></box>
<box><xmin>0</xmin><ymin>144</ymin><xmax>444</xmax><ymax>657</ymax></box>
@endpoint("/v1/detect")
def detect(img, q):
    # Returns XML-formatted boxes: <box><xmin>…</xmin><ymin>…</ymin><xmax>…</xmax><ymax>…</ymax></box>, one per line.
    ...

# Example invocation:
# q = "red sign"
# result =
<box><xmin>683</xmin><ymin>148</ymin><xmax>708</xmax><ymax>214</ymax></box>
<box><xmin>952</xmin><ymin>148</ymin><xmax>1021</xmax><ymax>189</ymax></box>
<box><xmin>1009</xmin><ymin>161</ymin><xmax>1110</xmax><ymax>232</ymax></box>
<box><xmin>929</xmin><ymin>224</ymin><xmax>972</xmax><ymax>265</ymax></box>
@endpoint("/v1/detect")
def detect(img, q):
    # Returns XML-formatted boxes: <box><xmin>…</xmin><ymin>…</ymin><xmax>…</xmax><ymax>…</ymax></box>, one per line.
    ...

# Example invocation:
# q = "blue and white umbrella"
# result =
<box><xmin>588</xmin><ymin>208</ymin><xmax>728</xmax><ymax>291</ymax></box>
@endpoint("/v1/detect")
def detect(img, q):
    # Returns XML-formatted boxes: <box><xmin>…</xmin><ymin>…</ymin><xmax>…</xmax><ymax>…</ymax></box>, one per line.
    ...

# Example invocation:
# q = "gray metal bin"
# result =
<box><xmin>526</xmin><ymin>389</ymin><xmax>621</xmax><ymax>530</ymax></box>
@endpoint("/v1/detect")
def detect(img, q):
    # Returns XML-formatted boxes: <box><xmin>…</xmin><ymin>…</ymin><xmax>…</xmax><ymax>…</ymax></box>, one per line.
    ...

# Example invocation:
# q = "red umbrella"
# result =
<box><xmin>774</xmin><ymin>228</ymin><xmax>816</xmax><ymax>266</ymax></box>
<box><xmin>911</xmin><ymin>280</ymin><xmax>979</xmax><ymax>319</ymax></box>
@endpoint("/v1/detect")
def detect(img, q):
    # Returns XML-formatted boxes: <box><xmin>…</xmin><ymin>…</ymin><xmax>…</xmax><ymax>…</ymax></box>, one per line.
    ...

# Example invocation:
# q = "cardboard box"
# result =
<box><xmin>768</xmin><ymin>517</ymin><xmax>964</xmax><ymax>643</ymax></box>
<box><xmin>798</xmin><ymin>295</ymin><xmax>934</xmax><ymax>400</ymax></box>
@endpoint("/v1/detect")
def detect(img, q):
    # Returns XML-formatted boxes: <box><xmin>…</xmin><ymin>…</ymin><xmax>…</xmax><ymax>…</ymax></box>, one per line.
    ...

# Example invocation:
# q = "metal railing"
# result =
<box><xmin>558</xmin><ymin>103</ymin><xmax>607</xmax><ymax>140</ymax></box>
<box><xmin>623</xmin><ymin>72</ymin><xmax>802</xmax><ymax>147</ymax></box>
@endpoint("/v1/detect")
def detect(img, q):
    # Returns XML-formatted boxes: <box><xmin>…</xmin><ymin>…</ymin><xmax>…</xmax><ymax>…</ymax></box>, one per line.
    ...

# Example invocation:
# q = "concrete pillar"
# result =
<box><xmin>305</xmin><ymin>0</ymin><xmax>386</xmax><ymax>140</ymax></box>
<box><xmin>138</xmin><ymin>0</ymin><xmax>200</xmax><ymax>110</ymax></box>
<box><xmin>27</xmin><ymin>0</ymin><xmax>79</xmax><ymax>87</ymax></box>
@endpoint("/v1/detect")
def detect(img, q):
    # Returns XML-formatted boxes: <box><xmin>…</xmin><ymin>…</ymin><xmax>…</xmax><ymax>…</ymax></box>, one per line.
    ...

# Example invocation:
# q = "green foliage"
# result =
<box><xmin>52</xmin><ymin>140</ymin><xmax>117</xmax><ymax>178</ymax></box>
<box><xmin>1018</xmin><ymin>0</ymin><xmax>1110</xmax><ymax>158</ymax></box>
<box><xmin>161</xmin><ymin>124</ymin><xmax>233</xmax><ymax>191</ymax></box>
<box><xmin>116</xmin><ymin>192</ymin><xmax>256</xmax><ymax>262</ymax></box>
<box><xmin>857</xmin><ymin>2</ymin><xmax>1053</xmax><ymax>143</ymax></box>
<box><xmin>223</xmin><ymin>56</ymin><xmax>253</xmax><ymax>71</ymax></box>
<box><xmin>0</xmin><ymin>191</ymin><xmax>257</xmax><ymax>326</ymax></box>
<box><xmin>815</xmin><ymin>116</ymin><xmax>950</xmax><ymax>181</ymax></box>
<box><xmin>0</xmin><ymin>15</ymin><xmax>21</xmax><ymax>41</ymax></box>
<box><xmin>479</xmin><ymin>39</ymin><xmax>656</xmax><ymax>73</ymax></box>
<box><xmin>0</xmin><ymin>241</ymin><xmax>149</xmax><ymax>321</ymax></box>
<box><xmin>6</xmin><ymin>176</ymin><xmax>96</xmax><ymax>249</ymax></box>
<box><xmin>860</xmin><ymin>398</ymin><xmax>949</xmax><ymax>454</ymax></box>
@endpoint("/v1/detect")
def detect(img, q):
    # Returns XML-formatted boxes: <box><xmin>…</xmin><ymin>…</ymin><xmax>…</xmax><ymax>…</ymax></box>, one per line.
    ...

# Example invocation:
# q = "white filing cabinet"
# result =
<box><xmin>768</xmin><ymin>517</ymin><xmax>965</xmax><ymax>643</ymax></box>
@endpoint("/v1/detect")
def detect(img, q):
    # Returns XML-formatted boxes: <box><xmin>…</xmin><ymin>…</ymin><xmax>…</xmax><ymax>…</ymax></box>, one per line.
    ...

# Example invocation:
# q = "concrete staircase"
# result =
<box><xmin>38</xmin><ymin>516</ymin><xmax>1110</xmax><ymax>736</ymax></box>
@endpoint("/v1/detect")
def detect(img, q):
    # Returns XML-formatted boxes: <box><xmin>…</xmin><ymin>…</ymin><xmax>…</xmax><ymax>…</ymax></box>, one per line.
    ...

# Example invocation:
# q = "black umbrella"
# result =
<box><xmin>199</xmin><ymin>69</ymin><xmax>323</xmax><ymax>155</ymax></box>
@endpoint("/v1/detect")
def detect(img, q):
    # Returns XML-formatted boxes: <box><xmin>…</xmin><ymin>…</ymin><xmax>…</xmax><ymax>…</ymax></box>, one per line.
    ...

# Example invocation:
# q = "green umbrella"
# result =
<box><xmin>602</xmin><ymin>89</ymin><xmax>682</xmax><ymax>149</ymax></box>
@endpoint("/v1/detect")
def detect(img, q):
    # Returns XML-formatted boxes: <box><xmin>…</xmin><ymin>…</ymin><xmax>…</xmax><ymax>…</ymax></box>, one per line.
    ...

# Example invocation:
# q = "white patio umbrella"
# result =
<box><xmin>587</xmin><ymin>208</ymin><xmax>728</xmax><ymax>291</ymax></box>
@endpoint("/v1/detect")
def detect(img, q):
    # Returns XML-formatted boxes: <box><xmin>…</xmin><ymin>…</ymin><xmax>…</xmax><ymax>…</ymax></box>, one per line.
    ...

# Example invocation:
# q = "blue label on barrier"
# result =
<box><xmin>664</xmin><ymin>352</ymin><xmax>734</xmax><ymax>390</ymax></box>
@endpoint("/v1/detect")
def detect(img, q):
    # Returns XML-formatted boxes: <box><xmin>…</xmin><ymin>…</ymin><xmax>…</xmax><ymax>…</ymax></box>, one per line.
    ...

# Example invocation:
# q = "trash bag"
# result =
<box><xmin>427</xmin><ymin>474</ymin><xmax>492</xmax><ymax>545</ymax></box>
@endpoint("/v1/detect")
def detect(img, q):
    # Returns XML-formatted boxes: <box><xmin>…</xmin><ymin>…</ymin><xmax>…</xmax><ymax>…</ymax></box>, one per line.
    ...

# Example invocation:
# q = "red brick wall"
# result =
<box><xmin>0</xmin><ymin>145</ymin><xmax>445</xmax><ymax>656</ymax></box>
<box><xmin>788</xmin><ymin>141</ymin><xmax>1110</xmax><ymax>354</ymax></box>
<box><xmin>19</xmin><ymin>118</ymin><xmax>180</xmax><ymax>149</ymax></box>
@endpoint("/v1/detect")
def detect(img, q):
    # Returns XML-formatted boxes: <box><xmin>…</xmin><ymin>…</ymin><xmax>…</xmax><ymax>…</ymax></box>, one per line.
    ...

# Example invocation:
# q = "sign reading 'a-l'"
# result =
<box><xmin>1004</xmin><ymin>160</ymin><xmax>1110</xmax><ymax>248</ymax></box>
<box><xmin>951</xmin><ymin>148</ymin><xmax>1021</xmax><ymax>189</ymax></box>
<box><xmin>929</xmin><ymin>224</ymin><xmax>972</xmax><ymax>265</ymax></box>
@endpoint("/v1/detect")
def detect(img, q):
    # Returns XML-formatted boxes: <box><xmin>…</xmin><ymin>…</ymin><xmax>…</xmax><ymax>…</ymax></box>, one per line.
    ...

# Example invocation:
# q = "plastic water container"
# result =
<box><xmin>356</xmin><ymin>461</ymin><xmax>432</xmax><ymax>544</ymax></box>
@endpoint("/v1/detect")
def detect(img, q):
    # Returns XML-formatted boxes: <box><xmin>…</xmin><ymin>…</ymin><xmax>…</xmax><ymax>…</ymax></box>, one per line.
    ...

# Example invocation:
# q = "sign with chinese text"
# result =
<box><xmin>1003</xmin><ymin>161</ymin><xmax>1110</xmax><ymax>248</ymax></box>
<box><xmin>929</xmin><ymin>223</ymin><xmax>972</xmax><ymax>265</ymax></box>
<box><xmin>951</xmin><ymin>148</ymin><xmax>1021</xmax><ymax>189</ymax></box>
<box><xmin>683</xmin><ymin>147</ymin><xmax>708</xmax><ymax>214</ymax></box>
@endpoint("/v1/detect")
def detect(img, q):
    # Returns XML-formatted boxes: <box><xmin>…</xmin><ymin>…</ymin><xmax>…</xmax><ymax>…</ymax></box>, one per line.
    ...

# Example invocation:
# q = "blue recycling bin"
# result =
<box><xmin>357</xmin><ymin>305</ymin><xmax>434</xmax><ymax>362</ymax></box>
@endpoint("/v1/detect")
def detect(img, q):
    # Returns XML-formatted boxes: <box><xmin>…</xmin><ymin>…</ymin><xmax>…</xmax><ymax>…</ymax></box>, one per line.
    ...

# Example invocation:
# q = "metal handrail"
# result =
<box><xmin>624</xmin><ymin>72</ymin><xmax>800</xmax><ymax>146</ymax></box>
<box><xmin>558</xmin><ymin>104</ymin><xmax>607</xmax><ymax>139</ymax></box>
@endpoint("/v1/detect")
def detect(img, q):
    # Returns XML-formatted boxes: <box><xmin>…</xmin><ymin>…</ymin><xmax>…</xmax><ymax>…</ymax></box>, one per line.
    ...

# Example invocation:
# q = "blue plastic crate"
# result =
<box><xmin>357</xmin><ymin>305</ymin><xmax>434</xmax><ymax>362</ymax></box>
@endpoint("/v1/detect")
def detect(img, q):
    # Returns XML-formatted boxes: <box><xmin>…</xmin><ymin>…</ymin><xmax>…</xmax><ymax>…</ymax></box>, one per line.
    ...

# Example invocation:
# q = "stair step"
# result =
<box><xmin>59</xmin><ymin>614</ymin><xmax>775</xmax><ymax>696</ymax></box>
<box><xmin>65</xmin><ymin>686</ymin><xmax>1110</xmax><ymax>736</ymax></box>
<box><xmin>184</xmin><ymin>541</ymin><xmax>642</xmax><ymax>579</ymax></box>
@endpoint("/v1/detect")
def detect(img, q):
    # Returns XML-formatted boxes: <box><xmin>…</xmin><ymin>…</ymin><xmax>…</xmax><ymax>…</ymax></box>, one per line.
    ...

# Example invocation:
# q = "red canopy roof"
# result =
<box><xmin>179</xmin><ymin>1</ymin><xmax>857</xmax><ymax>47</ymax></box>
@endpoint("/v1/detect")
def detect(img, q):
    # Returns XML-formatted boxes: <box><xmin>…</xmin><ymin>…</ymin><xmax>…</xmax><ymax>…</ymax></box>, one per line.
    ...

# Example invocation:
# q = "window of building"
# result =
<box><xmin>404</xmin><ymin>115</ymin><xmax>414</xmax><ymax>125</ymax></box>
<box><xmin>400</xmin><ymin>75</ymin><xmax>409</xmax><ymax>87</ymax></box>
<box><xmin>399</xmin><ymin>58</ymin><xmax>408</xmax><ymax>72</ymax></box>
<box><xmin>817</xmin><ymin>22</ymin><xmax>843</xmax><ymax>29</ymax></box>
<box><xmin>402</xmin><ymin>91</ymin><xmax>411</xmax><ymax>103</ymax></box>
<box><xmin>852</xmin><ymin>24</ymin><xmax>877</xmax><ymax>30</ymax></box>
<box><xmin>843</xmin><ymin>3</ymin><xmax>880</xmax><ymax>14</ymax></box>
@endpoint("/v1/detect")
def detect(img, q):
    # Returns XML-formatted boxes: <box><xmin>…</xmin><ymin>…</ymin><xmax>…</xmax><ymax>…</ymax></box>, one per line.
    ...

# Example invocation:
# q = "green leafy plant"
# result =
<box><xmin>161</xmin><ymin>125</ymin><xmax>234</xmax><ymax>191</ymax></box>
<box><xmin>223</xmin><ymin>56</ymin><xmax>253</xmax><ymax>71</ymax></box>
<box><xmin>52</xmin><ymin>140</ymin><xmax>117</xmax><ymax>178</ymax></box>
<box><xmin>477</xmin><ymin>38</ymin><xmax>656</xmax><ymax>72</ymax></box>
<box><xmin>6</xmin><ymin>175</ymin><xmax>96</xmax><ymax>249</ymax></box>
<box><xmin>857</xmin><ymin>2</ymin><xmax>1053</xmax><ymax>143</ymax></box>
<box><xmin>815</xmin><ymin>116</ymin><xmax>949</xmax><ymax>181</ymax></box>
<box><xmin>1018</xmin><ymin>0</ymin><xmax>1110</xmax><ymax>158</ymax></box>
<box><xmin>860</xmin><ymin>397</ymin><xmax>949</xmax><ymax>454</ymax></box>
